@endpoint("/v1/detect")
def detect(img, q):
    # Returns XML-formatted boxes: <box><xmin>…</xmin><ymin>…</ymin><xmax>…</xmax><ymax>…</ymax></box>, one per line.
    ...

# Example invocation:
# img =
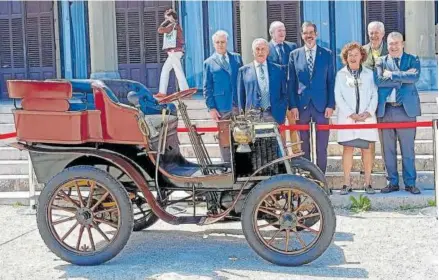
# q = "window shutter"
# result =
<box><xmin>364</xmin><ymin>1</ymin><xmax>405</xmax><ymax>41</ymax></box>
<box><xmin>143</xmin><ymin>10</ymin><xmax>158</xmax><ymax>64</ymax></box>
<box><xmin>232</xmin><ymin>1</ymin><xmax>241</xmax><ymax>53</ymax></box>
<box><xmin>267</xmin><ymin>1</ymin><xmax>301</xmax><ymax>46</ymax></box>
<box><xmin>116</xmin><ymin>2</ymin><xmax>142</xmax><ymax>65</ymax></box>
<box><xmin>26</xmin><ymin>1</ymin><xmax>55</xmax><ymax>69</ymax></box>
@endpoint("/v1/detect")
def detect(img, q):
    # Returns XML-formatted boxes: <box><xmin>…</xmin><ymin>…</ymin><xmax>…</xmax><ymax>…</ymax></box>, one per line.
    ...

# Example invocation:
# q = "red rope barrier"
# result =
<box><xmin>0</xmin><ymin>121</ymin><xmax>433</xmax><ymax>140</ymax></box>
<box><xmin>0</xmin><ymin>132</ymin><xmax>17</xmax><ymax>140</ymax></box>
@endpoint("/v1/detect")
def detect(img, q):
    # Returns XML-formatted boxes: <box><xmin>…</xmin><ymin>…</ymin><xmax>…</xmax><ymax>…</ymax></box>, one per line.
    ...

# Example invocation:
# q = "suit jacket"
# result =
<box><xmin>288</xmin><ymin>45</ymin><xmax>336</xmax><ymax>112</ymax></box>
<box><xmin>203</xmin><ymin>52</ymin><xmax>243</xmax><ymax>113</ymax></box>
<box><xmin>374</xmin><ymin>52</ymin><xmax>421</xmax><ymax>118</ymax></box>
<box><xmin>237</xmin><ymin>61</ymin><xmax>288</xmax><ymax>124</ymax></box>
<box><xmin>268</xmin><ymin>40</ymin><xmax>297</xmax><ymax>66</ymax></box>
<box><xmin>362</xmin><ymin>42</ymin><xmax>388</xmax><ymax>70</ymax></box>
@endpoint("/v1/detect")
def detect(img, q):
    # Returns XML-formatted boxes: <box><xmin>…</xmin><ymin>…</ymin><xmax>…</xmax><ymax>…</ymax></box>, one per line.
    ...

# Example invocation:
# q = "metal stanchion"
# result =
<box><xmin>309</xmin><ymin>121</ymin><xmax>317</xmax><ymax>165</ymax></box>
<box><xmin>433</xmin><ymin>119</ymin><xmax>438</xmax><ymax>219</ymax></box>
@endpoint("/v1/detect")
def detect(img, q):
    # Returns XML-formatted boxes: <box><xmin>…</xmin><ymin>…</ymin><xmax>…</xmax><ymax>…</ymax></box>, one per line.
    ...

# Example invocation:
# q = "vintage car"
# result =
<box><xmin>7</xmin><ymin>79</ymin><xmax>335</xmax><ymax>267</ymax></box>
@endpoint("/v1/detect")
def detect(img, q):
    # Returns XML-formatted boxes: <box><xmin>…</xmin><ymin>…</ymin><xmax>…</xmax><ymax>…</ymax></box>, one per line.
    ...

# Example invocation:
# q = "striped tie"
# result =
<box><xmin>394</xmin><ymin>57</ymin><xmax>403</xmax><ymax>104</ymax></box>
<box><xmin>307</xmin><ymin>49</ymin><xmax>314</xmax><ymax>76</ymax></box>
<box><xmin>258</xmin><ymin>64</ymin><xmax>270</xmax><ymax>110</ymax></box>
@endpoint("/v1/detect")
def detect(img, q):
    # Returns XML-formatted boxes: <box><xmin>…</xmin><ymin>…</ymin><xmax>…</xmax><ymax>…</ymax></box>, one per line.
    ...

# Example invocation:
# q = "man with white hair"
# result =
<box><xmin>361</xmin><ymin>21</ymin><xmax>388</xmax><ymax>175</ymax></box>
<box><xmin>203</xmin><ymin>30</ymin><xmax>243</xmax><ymax>162</ymax></box>
<box><xmin>363</xmin><ymin>21</ymin><xmax>388</xmax><ymax>70</ymax></box>
<box><xmin>267</xmin><ymin>21</ymin><xmax>301</xmax><ymax>154</ymax></box>
<box><xmin>375</xmin><ymin>31</ymin><xmax>421</xmax><ymax>194</ymax></box>
<box><xmin>237</xmin><ymin>38</ymin><xmax>288</xmax><ymax>125</ymax></box>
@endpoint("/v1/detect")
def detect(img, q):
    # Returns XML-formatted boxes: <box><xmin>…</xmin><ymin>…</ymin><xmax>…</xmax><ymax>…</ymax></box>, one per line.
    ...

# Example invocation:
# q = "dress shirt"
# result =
<box><xmin>215</xmin><ymin>52</ymin><xmax>229</xmax><ymax>64</ymax></box>
<box><xmin>305</xmin><ymin>44</ymin><xmax>317</xmax><ymax>63</ymax></box>
<box><xmin>387</xmin><ymin>55</ymin><xmax>403</xmax><ymax>103</ymax></box>
<box><xmin>253</xmin><ymin>60</ymin><xmax>270</xmax><ymax>95</ymax></box>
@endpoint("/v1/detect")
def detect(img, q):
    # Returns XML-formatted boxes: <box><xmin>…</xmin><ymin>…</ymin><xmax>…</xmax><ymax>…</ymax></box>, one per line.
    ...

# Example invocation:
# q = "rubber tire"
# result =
<box><xmin>132</xmin><ymin>198</ymin><xmax>160</xmax><ymax>231</ymax></box>
<box><xmin>241</xmin><ymin>174</ymin><xmax>336</xmax><ymax>266</ymax></box>
<box><xmin>290</xmin><ymin>157</ymin><xmax>329</xmax><ymax>194</ymax></box>
<box><xmin>37</xmin><ymin>166</ymin><xmax>134</xmax><ymax>266</ymax></box>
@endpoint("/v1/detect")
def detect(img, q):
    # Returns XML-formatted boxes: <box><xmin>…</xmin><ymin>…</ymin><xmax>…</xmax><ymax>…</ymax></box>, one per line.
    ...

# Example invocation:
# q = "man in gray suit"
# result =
<box><xmin>375</xmin><ymin>32</ymin><xmax>421</xmax><ymax>194</ymax></box>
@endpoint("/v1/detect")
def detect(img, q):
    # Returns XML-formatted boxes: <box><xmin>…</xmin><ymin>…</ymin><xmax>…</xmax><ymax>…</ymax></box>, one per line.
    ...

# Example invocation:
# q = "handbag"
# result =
<box><xmin>162</xmin><ymin>24</ymin><xmax>177</xmax><ymax>50</ymax></box>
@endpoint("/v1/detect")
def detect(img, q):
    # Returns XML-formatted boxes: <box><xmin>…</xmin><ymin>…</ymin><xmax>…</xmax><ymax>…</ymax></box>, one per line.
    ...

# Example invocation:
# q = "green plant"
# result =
<box><xmin>428</xmin><ymin>199</ymin><xmax>436</xmax><ymax>207</ymax></box>
<box><xmin>12</xmin><ymin>201</ymin><xmax>24</xmax><ymax>208</ymax></box>
<box><xmin>349</xmin><ymin>195</ymin><xmax>371</xmax><ymax>213</ymax></box>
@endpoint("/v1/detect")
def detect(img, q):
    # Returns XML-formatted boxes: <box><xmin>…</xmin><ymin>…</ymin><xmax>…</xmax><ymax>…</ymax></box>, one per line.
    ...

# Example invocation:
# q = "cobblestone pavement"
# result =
<box><xmin>0</xmin><ymin>205</ymin><xmax>437</xmax><ymax>280</ymax></box>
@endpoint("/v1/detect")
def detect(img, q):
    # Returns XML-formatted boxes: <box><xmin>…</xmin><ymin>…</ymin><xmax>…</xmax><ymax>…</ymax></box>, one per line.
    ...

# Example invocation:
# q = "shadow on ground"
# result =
<box><xmin>56</xmin><ymin>227</ymin><xmax>368</xmax><ymax>280</ymax></box>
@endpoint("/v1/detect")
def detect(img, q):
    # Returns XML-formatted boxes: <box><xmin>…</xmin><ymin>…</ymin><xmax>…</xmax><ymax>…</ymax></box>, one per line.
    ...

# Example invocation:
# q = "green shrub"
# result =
<box><xmin>349</xmin><ymin>195</ymin><xmax>371</xmax><ymax>213</ymax></box>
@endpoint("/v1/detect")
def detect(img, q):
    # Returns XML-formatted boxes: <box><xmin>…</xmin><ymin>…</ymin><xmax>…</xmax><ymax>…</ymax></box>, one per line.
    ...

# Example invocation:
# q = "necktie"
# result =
<box><xmin>394</xmin><ymin>57</ymin><xmax>402</xmax><ymax>104</ymax></box>
<box><xmin>258</xmin><ymin>64</ymin><xmax>270</xmax><ymax>110</ymax></box>
<box><xmin>307</xmin><ymin>49</ymin><xmax>314</xmax><ymax>76</ymax></box>
<box><xmin>277</xmin><ymin>44</ymin><xmax>285</xmax><ymax>64</ymax></box>
<box><xmin>221</xmin><ymin>54</ymin><xmax>230</xmax><ymax>72</ymax></box>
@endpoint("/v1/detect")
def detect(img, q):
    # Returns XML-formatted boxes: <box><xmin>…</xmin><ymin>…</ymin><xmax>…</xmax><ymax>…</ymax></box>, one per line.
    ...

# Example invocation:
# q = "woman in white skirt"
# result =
<box><xmin>155</xmin><ymin>9</ymin><xmax>189</xmax><ymax>99</ymax></box>
<box><xmin>335</xmin><ymin>42</ymin><xmax>379</xmax><ymax>195</ymax></box>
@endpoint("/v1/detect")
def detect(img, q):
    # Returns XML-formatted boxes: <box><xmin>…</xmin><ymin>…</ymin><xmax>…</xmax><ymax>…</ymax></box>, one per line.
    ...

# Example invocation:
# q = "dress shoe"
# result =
<box><xmin>405</xmin><ymin>186</ymin><xmax>421</xmax><ymax>195</ymax></box>
<box><xmin>380</xmin><ymin>184</ymin><xmax>399</xmax><ymax>193</ymax></box>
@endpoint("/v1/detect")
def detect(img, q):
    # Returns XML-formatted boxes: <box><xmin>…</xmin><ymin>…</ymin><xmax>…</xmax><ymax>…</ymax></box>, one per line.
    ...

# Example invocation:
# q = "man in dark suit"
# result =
<box><xmin>237</xmin><ymin>38</ymin><xmax>288</xmax><ymax>125</ymax></box>
<box><xmin>203</xmin><ymin>30</ymin><xmax>243</xmax><ymax>162</ymax></box>
<box><xmin>267</xmin><ymin>21</ymin><xmax>301</xmax><ymax>154</ymax></box>
<box><xmin>288</xmin><ymin>21</ymin><xmax>335</xmax><ymax>173</ymax></box>
<box><xmin>375</xmin><ymin>32</ymin><xmax>422</xmax><ymax>194</ymax></box>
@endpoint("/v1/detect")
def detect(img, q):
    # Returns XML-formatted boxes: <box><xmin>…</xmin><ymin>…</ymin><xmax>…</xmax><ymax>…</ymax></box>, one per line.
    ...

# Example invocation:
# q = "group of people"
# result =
<box><xmin>155</xmin><ymin>9</ymin><xmax>422</xmax><ymax>196</ymax></box>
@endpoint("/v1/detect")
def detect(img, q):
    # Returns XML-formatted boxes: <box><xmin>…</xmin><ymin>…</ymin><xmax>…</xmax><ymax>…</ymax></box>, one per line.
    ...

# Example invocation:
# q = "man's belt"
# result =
<box><xmin>386</xmin><ymin>102</ymin><xmax>402</xmax><ymax>107</ymax></box>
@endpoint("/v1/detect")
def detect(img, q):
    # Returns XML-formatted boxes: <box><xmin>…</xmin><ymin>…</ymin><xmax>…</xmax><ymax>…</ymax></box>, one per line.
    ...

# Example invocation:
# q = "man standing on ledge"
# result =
<box><xmin>155</xmin><ymin>9</ymin><xmax>189</xmax><ymax>99</ymax></box>
<box><xmin>375</xmin><ymin>32</ymin><xmax>421</xmax><ymax>195</ymax></box>
<box><xmin>267</xmin><ymin>21</ymin><xmax>301</xmax><ymax>154</ymax></box>
<box><xmin>288</xmin><ymin>21</ymin><xmax>335</xmax><ymax>173</ymax></box>
<box><xmin>237</xmin><ymin>38</ymin><xmax>288</xmax><ymax>125</ymax></box>
<box><xmin>203</xmin><ymin>30</ymin><xmax>243</xmax><ymax>162</ymax></box>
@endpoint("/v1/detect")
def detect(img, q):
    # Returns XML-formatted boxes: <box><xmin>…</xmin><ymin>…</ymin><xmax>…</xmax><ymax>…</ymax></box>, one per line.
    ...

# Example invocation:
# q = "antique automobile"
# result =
<box><xmin>7</xmin><ymin>79</ymin><xmax>336</xmax><ymax>267</ymax></box>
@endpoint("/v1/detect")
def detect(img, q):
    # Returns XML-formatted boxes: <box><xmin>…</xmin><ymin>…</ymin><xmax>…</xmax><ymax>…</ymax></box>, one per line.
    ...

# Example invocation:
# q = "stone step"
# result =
<box><xmin>326</xmin><ymin>140</ymin><xmax>433</xmax><ymax>156</ymax></box>
<box><xmin>180</xmin><ymin>92</ymin><xmax>438</xmax><ymax>109</ymax></box>
<box><xmin>0</xmin><ymin>160</ymin><xmax>28</xmax><ymax>175</ymax></box>
<box><xmin>0</xmin><ymin>147</ymin><xmax>28</xmax><ymax>160</ymax></box>
<box><xmin>326</xmin><ymin>171</ymin><xmax>434</xmax><ymax>190</ymax></box>
<box><xmin>0</xmin><ymin>170</ymin><xmax>433</xmax><ymax>194</ymax></box>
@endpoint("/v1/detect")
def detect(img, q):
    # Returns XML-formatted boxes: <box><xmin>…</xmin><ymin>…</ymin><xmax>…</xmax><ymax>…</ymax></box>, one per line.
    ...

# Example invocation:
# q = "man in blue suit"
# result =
<box><xmin>203</xmin><ymin>30</ymin><xmax>243</xmax><ymax>162</ymax></box>
<box><xmin>237</xmin><ymin>38</ymin><xmax>288</xmax><ymax>125</ymax></box>
<box><xmin>288</xmin><ymin>21</ymin><xmax>335</xmax><ymax>173</ymax></box>
<box><xmin>375</xmin><ymin>32</ymin><xmax>421</xmax><ymax>194</ymax></box>
<box><xmin>267</xmin><ymin>21</ymin><xmax>301</xmax><ymax>155</ymax></box>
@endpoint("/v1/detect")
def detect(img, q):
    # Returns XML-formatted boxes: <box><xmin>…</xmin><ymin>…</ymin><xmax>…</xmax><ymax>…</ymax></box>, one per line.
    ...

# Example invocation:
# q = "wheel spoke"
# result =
<box><xmin>76</xmin><ymin>225</ymin><xmax>85</xmax><ymax>251</ymax></box>
<box><xmin>299</xmin><ymin>212</ymin><xmax>320</xmax><ymax>220</ymax></box>
<box><xmin>58</xmin><ymin>190</ymin><xmax>80</xmax><ymax>209</ymax></box>
<box><xmin>94</xmin><ymin>207</ymin><xmax>118</xmax><ymax>216</ymax></box>
<box><xmin>294</xmin><ymin>196</ymin><xmax>310</xmax><ymax>214</ymax></box>
<box><xmin>285</xmin><ymin>229</ymin><xmax>290</xmax><ymax>252</ymax></box>
<box><xmin>294</xmin><ymin>231</ymin><xmax>307</xmax><ymax>248</ymax></box>
<box><xmin>269</xmin><ymin>194</ymin><xmax>283</xmax><ymax>209</ymax></box>
<box><xmin>267</xmin><ymin>229</ymin><xmax>282</xmax><ymax>245</ymax></box>
<box><xmin>61</xmin><ymin>221</ymin><xmax>79</xmax><ymax>241</ymax></box>
<box><xmin>52</xmin><ymin>216</ymin><xmax>76</xmax><ymax>226</ymax></box>
<box><xmin>258</xmin><ymin>220</ymin><xmax>279</xmax><ymax>229</ymax></box>
<box><xmin>92</xmin><ymin>222</ymin><xmax>110</xmax><ymax>242</ymax></box>
<box><xmin>86</xmin><ymin>181</ymin><xmax>96</xmax><ymax>208</ymax></box>
<box><xmin>287</xmin><ymin>190</ymin><xmax>292</xmax><ymax>212</ymax></box>
<box><xmin>258</xmin><ymin>207</ymin><xmax>280</xmax><ymax>218</ymax></box>
<box><xmin>90</xmin><ymin>191</ymin><xmax>110</xmax><ymax>212</ymax></box>
<box><xmin>94</xmin><ymin>218</ymin><xmax>118</xmax><ymax>229</ymax></box>
<box><xmin>87</xmin><ymin>226</ymin><xmax>96</xmax><ymax>251</ymax></box>
<box><xmin>297</xmin><ymin>223</ymin><xmax>319</xmax><ymax>234</ymax></box>
<box><xmin>75</xmin><ymin>181</ymin><xmax>84</xmax><ymax>208</ymax></box>
<box><xmin>51</xmin><ymin>205</ymin><xmax>76</xmax><ymax>214</ymax></box>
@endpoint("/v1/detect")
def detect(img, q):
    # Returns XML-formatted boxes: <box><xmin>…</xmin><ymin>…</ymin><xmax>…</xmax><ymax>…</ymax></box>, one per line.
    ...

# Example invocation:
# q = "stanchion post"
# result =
<box><xmin>309</xmin><ymin>121</ymin><xmax>317</xmax><ymax>165</ymax></box>
<box><xmin>27</xmin><ymin>155</ymin><xmax>36</xmax><ymax>213</ymax></box>
<box><xmin>433</xmin><ymin>119</ymin><xmax>438</xmax><ymax>215</ymax></box>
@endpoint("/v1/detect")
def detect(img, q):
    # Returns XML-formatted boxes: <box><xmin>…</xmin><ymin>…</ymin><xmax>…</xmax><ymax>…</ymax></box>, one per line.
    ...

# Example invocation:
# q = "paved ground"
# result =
<box><xmin>0</xmin><ymin>205</ymin><xmax>437</xmax><ymax>280</ymax></box>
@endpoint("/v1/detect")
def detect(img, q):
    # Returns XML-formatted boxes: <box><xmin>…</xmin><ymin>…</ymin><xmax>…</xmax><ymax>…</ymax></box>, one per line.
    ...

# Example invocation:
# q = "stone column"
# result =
<box><xmin>405</xmin><ymin>0</ymin><xmax>437</xmax><ymax>90</ymax></box>
<box><xmin>88</xmin><ymin>0</ymin><xmax>120</xmax><ymax>79</ymax></box>
<box><xmin>239</xmin><ymin>1</ymin><xmax>268</xmax><ymax>64</ymax></box>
